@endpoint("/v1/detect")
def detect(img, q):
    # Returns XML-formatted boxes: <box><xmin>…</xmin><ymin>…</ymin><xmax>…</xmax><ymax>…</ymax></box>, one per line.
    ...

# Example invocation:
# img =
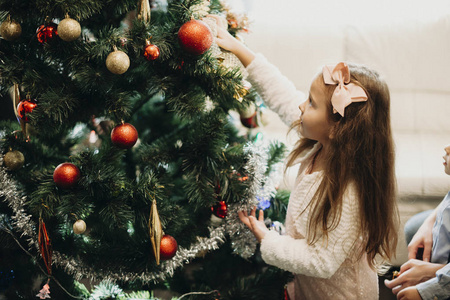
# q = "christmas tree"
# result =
<box><xmin>0</xmin><ymin>0</ymin><xmax>290</xmax><ymax>299</ymax></box>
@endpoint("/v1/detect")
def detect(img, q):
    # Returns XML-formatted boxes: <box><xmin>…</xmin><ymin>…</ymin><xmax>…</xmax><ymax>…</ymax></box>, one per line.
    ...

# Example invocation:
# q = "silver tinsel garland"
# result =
<box><xmin>0</xmin><ymin>142</ymin><xmax>282</xmax><ymax>283</ymax></box>
<box><xmin>0</xmin><ymin>155</ymin><xmax>39</xmax><ymax>252</ymax></box>
<box><xmin>225</xmin><ymin>142</ymin><xmax>268</xmax><ymax>258</ymax></box>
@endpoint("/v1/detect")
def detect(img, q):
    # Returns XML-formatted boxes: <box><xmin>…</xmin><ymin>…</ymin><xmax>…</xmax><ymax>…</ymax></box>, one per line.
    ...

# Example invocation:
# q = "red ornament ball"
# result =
<box><xmin>17</xmin><ymin>98</ymin><xmax>37</xmax><ymax>122</ymax></box>
<box><xmin>37</xmin><ymin>23</ymin><xmax>58</xmax><ymax>44</ymax></box>
<box><xmin>111</xmin><ymin>123</ymin><xmax>138</xmax><ymax>149</ymax></box>
<box><xmin>144</xmin><ymin>43</ymin><xmax>160</xmax><ymax>61</ymax></box>
<box><xmin>53</xmin><ymin>162</ymin><xmax>81</xmax><ymax>189</ymax></box>
<box><xmin>211</xmin><ymin>200</ymin><xmax>227</xmax><ymax>219</ymax></box>
<box><xmin>177</xmin><ymin>20</ymin><xmax>213</xmax><ymax>55</ymax></box>
<box><xmin>160</xmin><ymin>234</ymin><xmax>178</xmax><ymax>260</ymax></box>
<box><xmin>240</xmin><ymin>111</ymin><xmax>258</xmax><ymax>129</ymax></box>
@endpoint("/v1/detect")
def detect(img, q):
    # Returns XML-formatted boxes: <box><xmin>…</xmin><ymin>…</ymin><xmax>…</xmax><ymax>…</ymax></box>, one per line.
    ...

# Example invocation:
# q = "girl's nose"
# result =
<box><xmin>299</xmin><ymin>101</ymin><xmax>305</xmax><ymax>113</ymax></box>
<box><xmin>444</xmin><ymin>144</ymin><xmax>450</xmax><ymax>153</ymax></box>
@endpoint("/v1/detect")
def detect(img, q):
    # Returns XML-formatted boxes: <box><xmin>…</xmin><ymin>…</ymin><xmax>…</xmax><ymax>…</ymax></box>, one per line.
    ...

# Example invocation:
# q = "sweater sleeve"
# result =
<box><xmin>246</xmin><ymin>54</ymin><xmax>306</xmax><ymax>126</ymax></box>
<box><xmin>260</xmin><ymin>186</ymin><xmax>361</xmax><ymax>278</ymax></box>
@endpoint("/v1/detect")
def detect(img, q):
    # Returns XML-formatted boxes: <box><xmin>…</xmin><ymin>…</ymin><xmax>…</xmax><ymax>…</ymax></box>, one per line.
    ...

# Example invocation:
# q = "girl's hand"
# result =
<box><xmin>397</xmin><ymin>287</ymin><xmax>421</xmax><ymax>300</ymax></box>
<box><xmin>206</xmin><ymin>14</ymin><xmax>239</xmax><ymax>52</ymax></box>
<box><xmin>238</xmin><ymin>207</ymin><xmax>269</xmax><ymax>242</ymax></box>
<box><xmin>384</xmin><ymin>259</ymin><xmax>444</xmax><ymax>295</ymax></box>
<box><xmin>206</xmin><ymin>14</ymin><xmax>256</xmax><ymax>67</ymax></box>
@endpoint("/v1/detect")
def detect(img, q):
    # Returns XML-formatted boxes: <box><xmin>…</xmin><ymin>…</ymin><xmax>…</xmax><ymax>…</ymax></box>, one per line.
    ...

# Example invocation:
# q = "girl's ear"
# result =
<box><xmin>328</xmin><ymin>121</ymin><xmax>339</xmax><ymax>139</ymax></box>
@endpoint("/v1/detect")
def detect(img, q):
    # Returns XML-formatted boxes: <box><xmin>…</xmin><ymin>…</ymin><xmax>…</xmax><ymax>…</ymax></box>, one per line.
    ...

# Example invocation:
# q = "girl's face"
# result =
<box><xmin>298</xmin><ymin>76</ymin><xmax>333</xmax><ymax>145</ymax></box>
<box><xmin>443</xmin><ymin>144</ymin><xmax>450</xmax><ymax>175</ymax></box>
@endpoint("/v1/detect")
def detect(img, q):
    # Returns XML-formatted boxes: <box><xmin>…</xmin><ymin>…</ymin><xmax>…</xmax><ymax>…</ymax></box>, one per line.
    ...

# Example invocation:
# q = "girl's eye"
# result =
<box><xmin>308</xmin><ymin>98</ymin><xmax>312</xmax><ymax>106</ymax></box>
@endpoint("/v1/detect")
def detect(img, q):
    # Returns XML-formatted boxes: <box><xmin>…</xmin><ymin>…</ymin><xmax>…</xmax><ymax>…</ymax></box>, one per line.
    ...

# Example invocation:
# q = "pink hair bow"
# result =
<box><xmin>322</xmin><ymin>62</ymin><xmax>368</xmax><ymax>117</ymax></box>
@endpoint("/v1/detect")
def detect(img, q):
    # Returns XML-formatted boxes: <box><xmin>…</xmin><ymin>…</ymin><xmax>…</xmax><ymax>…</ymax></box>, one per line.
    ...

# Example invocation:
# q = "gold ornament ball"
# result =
<box><xmin>57</xmin><ymin>18</ymin><xmax>81</xmax><ymax>42</ymax></box>
<box><xmin>0</xmin><ymin>19</ymin><xmax>22</xmax><ymax>41</ymax></box>
<box><xmin>106</xmin><ymin>50</ymin><xmax>130</xmax><ymax>74</ymax></box>
<box><xmin>73</xmin><ymin>219</ymin><xmax>86</xmax><ymax>234</ymax></box>
<box><xmin>3</xmin><ymin>150</ymin><xmax>25</xmax><ymax>171</ymax></box>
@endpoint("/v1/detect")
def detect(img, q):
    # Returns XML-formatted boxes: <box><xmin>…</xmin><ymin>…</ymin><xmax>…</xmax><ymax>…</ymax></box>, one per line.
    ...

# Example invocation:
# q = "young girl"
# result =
<box><xmin>210</xmin><ymin>16</ymin><xmax>399</xmax><ymax>299</ymax></box>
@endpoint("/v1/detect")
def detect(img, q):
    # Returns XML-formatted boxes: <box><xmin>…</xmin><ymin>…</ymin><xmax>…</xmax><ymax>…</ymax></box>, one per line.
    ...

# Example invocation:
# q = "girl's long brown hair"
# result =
<box><xmin>286</xmin><ymin>64</ymin><xmax>399</xmax><ymax>268</ymax></box>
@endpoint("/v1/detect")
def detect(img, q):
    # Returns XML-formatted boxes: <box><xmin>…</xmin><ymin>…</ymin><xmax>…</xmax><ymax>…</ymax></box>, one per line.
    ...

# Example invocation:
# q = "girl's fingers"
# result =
<box><xmin>237</xmin><ymin>210</ymin><xmax>245</xmax><ymax>221</ymax></box>
<box><xmin>258</xmin><ymin>209</ymin><xmax>264</xmax><ymax>221</ymax></box>
<box><xmin>249</xmin><ymin>216</ymin><xmax>258</xmax><ymax>231</ymax></box>
<box><xmin>238</xmin><ymin>211</ymin><xmax>250</xmax><ymax>227</ymax></box>
<box><xmin>250</xmin><ymin>206</ymin><xmax>257</xmax><ymax>218</ymax></box>
<box><xmin>206</xmin><ymin>14</ymin><xmax>227</xmax><ymax>29</ymax></box>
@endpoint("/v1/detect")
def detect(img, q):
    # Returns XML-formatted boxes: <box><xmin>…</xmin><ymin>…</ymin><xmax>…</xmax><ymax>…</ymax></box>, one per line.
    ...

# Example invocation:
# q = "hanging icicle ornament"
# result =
<box><xmin>106</xmin><ymin>46</ymin><xmax>130</xmax><ymax>74</ymax></box>
<box><xmin>137</xmin><ymin>0</ymin><xmax>152</xmax><ymax>23</ymax></box>
<box><xmin>148</xmin><ymin>197</ymin><xmax>163</xmax><ymax>265</ymax></box>
<box><xmin>37</xmin><ymin>217</ymin><xmax>53</xmax><ymax>299</ymax></box>
<box><xmin>3</xmin><ymin>149</ymin><xmax>25</xmax><ymax>171</ymax></box>
<box><xmin>57</xmin><ymin>14</ymin><xmax>81</xmax><ymax>42</ymax></box>
<box><xmin>38</xmin><ymin>218</ymin><xmax>53</xmax><ymax>275</ymax></box>
<box><xmin>0</xmin><ymin>16</ymin><xmax>22</xmax><ymax>41</ymax></box>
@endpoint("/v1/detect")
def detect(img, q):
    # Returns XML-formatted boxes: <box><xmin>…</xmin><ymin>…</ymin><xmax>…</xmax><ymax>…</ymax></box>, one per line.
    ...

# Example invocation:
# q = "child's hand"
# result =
<box><xmin>238</xmin><ymin>207</ymin><xmax>269</xmax><ymax>242</ymax></box>
<box><xmin>396</xmin><ymin>287</ymin><xmax>421</xmax><ymax>300</ymax></box>
<box><xmin>206</xmin><ymin>14</ymin><xmax>239</xmax><ymax>52</ymax></box>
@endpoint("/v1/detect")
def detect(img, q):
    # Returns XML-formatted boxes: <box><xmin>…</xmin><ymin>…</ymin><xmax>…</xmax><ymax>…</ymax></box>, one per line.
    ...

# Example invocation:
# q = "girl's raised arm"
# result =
<box><xmin>210</xmin><ymin>15</ymin><xmax>305</xmax><ymax>126</ymax></box>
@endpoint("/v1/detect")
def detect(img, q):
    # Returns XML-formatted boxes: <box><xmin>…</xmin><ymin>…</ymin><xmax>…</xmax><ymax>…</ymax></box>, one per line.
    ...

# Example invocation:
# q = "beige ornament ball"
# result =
<box><xmin>0</xmin><ymin>19</ymin><xmax>22</xmax><ymax>41</ymax></box>
<box><xmin>106</xmin><ymin>50</ymin><xmax>130</xmax><ymax>74</ymax></box>
<box><xmin>57</xmin><ymin>17</ymin><xmax>81</xmax><ymax>42</ymax></box>
<box><xmin>239</xmin><ymin>102</ymin><xmax>256</xmax><ymax>118</ymax></box>
<box><xmin>3</xmin><ymin>150</ymin><xmax>25</xmax><ymax>171</ymax></box>
<box><xmin>73</xmin><ymin>219</ymin><xmax>86</xmax><ymax>234</ymax></box>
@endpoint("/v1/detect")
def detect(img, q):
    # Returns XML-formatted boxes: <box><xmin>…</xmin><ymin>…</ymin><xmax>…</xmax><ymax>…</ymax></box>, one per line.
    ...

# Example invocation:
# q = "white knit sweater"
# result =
<box><xmin>246</xmin><ymin>54</ymin><xmax>378</xmax><ymax>299</ymax></box>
